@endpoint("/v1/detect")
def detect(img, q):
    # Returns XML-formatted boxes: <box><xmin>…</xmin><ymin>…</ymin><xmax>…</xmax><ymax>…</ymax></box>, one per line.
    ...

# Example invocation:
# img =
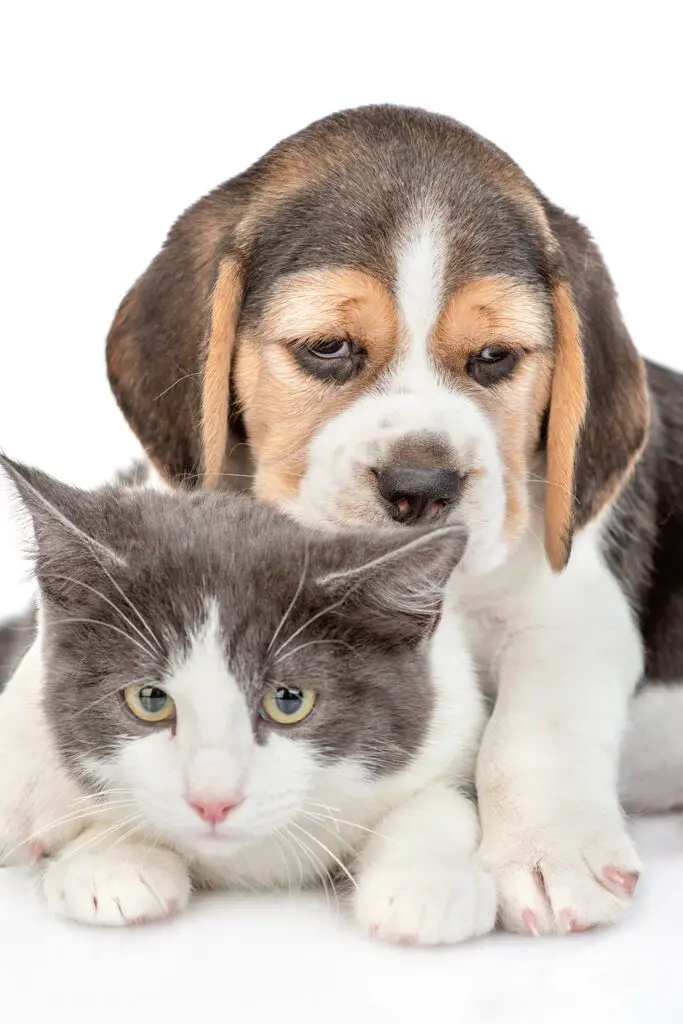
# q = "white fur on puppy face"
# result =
<box><xmin>285</xmin><ymin>213</ymin><xmax>508</xmax><ymax>575</ymax></box>
<box><xmin>394</xmin><ymin>212</ymin><xmax>448</xmax><ymax>373</ymax></box>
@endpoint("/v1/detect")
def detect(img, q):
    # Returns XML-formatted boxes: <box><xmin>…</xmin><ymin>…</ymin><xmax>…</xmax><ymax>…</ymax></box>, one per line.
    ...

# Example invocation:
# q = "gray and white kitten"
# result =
<box><xmin>0</xmin><ymin>457</ymin><xmax>495</xmax><ymax>944</ymax></box>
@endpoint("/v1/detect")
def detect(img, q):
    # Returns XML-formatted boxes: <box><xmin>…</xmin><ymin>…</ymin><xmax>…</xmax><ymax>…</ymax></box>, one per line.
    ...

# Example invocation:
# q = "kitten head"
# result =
<box><xmin>2</xmin><ymin>455</ymin><xmax>469</xmax><ymax>860</ymax></box>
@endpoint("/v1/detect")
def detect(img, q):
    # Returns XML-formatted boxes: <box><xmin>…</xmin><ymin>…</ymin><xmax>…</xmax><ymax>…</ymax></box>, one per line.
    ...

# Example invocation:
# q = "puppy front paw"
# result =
<box><xmin>43</xmin><ymin>842</ymin><xmax>191</xmax><ymax>926</ymax></box>
<box><xmin>354</xmin><ymin>856</ymin><xmax>497</xmax><ymax>946</ymax></box>
<box><xmin>480</xmin><ymin>815</ymin><xmax>641</xmax><ymax>936</ymax></box>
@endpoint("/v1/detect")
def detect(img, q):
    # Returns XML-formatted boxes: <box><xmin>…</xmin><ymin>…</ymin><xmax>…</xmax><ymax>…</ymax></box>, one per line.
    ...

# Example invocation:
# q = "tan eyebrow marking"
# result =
<box><xmin>432</xmin><ymin>275</ymin><xmax>553</xmax><ymax>366</ymax></box>
<box><xmin>256</xmin><ymin>267</ymin><xmax>397</xmax><ymax>349</ymax></box>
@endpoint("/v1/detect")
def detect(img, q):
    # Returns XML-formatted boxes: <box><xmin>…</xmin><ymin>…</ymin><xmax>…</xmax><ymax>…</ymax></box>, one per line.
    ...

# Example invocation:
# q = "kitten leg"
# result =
<box><xmin>43</xmin><ymin>827</ymin><xmax>192</xmax><ymax>926</ymax></box>
<box><xmin>0</xmin><ymin>636</ymin><xmax>87</xmax><ymax>864</ymax></box>
<box><xmin>354</xmin><ymin>783</ymin><xmax>496</xmax><ymax>945</ymax></box>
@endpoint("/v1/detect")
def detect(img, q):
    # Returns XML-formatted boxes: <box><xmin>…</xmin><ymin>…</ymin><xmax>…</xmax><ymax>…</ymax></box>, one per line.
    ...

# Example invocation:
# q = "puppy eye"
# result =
<box><xmin>466</xmin><ymin>346</ymin><xmax>520</xmax><ymax>387</ymax></box>
<box><xmin>123</xmin><ymin>684</ymin><xmax>176</xmax><ymax>724</ymax></box>
<box><xmin>260</xmin><ymin>687</ymin><xmax>316</xmax><ymax>725</ymax></box>
<box><xmin>309</xmin><ymin>339</ymin><xmax>351</xmax><ymax>359</ymax></box>
<box><xmin>293</xmin><ymin>338</ymin><xmax>366</xmax><ymax>384</ymax></box>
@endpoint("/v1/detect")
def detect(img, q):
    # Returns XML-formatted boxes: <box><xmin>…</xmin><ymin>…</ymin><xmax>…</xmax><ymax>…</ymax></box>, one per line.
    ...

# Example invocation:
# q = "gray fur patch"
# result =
<box><xmin>0</xmin><ymin>456</ymin><xmax>466</xmax><ymax>786</ymax></box>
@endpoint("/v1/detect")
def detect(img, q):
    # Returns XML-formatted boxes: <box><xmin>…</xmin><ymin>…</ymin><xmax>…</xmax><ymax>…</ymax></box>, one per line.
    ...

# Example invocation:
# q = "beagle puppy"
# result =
<box><xmin>22</xmin><ymin>107</ymin><xmax>683</xmax><ymax>933</ymax></box>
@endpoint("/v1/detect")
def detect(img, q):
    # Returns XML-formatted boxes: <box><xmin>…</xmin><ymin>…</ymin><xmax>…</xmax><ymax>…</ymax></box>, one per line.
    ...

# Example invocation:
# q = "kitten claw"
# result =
<box><xmin>43</xmin><ymin>843</ymin><xmax>191</xmax><ymax>926</ymax></box>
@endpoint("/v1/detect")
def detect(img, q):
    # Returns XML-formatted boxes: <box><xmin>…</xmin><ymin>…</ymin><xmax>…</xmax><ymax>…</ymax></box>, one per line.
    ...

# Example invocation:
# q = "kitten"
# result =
<box><xmin>0</xmin><ymin>456</ymin><xmax>495</xmax><ymax>944</ymax></box>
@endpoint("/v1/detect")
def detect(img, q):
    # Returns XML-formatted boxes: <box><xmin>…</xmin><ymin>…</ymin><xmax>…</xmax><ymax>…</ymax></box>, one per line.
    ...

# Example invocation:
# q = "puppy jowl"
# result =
<box><xmin>0</xmin><ymin>455</ymin><xmax>494</xmax><ymax>943</ymax></box>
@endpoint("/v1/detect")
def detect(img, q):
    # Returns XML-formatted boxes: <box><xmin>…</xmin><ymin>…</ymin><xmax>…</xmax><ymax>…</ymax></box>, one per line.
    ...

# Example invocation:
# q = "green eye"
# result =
<box><xmin>260</xmin><ymin>687</ymin><xmax>316</xmax><ymax>725</ymax></box>
<box><xmin>123</xmin><ymin>684</ymin><xmax>175</xmax><ymax>724</ymax></box>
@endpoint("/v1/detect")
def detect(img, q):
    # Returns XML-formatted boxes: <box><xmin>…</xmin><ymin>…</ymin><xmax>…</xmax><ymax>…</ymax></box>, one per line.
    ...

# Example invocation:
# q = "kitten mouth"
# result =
<box><xmin>190</xmin><ymin>821</ymin><xmax>283</xmax><ymax>849</ymax></box>
<box><xmin>194</xmin><ymin>829</ymin><xmax>237</xmax><ymax>842</ymax></box>
<box><xmin>196</xmin><ymin>827</ymin><xmax>253</xmax><ymax>845</ymax></box>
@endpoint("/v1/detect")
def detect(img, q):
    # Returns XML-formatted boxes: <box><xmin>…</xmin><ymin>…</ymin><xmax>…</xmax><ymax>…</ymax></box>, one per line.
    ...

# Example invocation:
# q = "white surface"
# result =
<box><xmin>1</xmin><ymin>2</ymin><xmax>682</xmax><ymax>1021</ymax></box>
<box><xmin>0</xmin><ymin>819</ymin><xmax>682</xmax><ymax>1023</ymax></box>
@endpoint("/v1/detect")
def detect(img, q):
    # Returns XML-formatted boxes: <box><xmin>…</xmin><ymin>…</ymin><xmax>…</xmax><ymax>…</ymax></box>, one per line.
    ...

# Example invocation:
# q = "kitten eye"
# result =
<box><xmin>260</xmin><ymin>687</ymin><xmax>316</xmax><ymax>725</ymax></box>
<box><xmin>123</xmin><ymin>684</ymin><xmax>176</xmax><ymax>724</ymax></box>
<box><xmin>466</xmin><ymin>346</ymin><xmax>520</xmax><ymax>387</ymax></box>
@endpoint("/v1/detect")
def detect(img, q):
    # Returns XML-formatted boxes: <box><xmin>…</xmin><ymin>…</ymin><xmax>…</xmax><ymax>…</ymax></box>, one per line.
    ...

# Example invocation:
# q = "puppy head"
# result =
<box><xmin>236</xmin><ymin>258</ymin><xmax>552</xmax><ymax>574</ymax></box>
<box><xmin>107</xmin><ymin>106</ymin><xmax>649</xmax><ymax>573</ymax></box>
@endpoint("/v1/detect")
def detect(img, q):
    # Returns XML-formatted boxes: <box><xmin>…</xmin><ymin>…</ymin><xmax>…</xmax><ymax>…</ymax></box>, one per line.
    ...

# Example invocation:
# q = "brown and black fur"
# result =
<box><xmin>102</xmin><ymin>105</ymin><xmax>681</xmax><ymax>685</ymax></box>
<box><xmin>607</xmin><ymin>362</ymin><xmax>683</xmax><ymax>683</ymax></box>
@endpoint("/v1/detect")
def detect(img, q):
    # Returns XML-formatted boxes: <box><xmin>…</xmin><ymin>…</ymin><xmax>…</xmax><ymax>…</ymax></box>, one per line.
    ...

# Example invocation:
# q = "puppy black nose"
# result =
<box><xmin>374</xmin><ymin>465</ymin><xmax>466</xmax><ymax>524</ymax></box>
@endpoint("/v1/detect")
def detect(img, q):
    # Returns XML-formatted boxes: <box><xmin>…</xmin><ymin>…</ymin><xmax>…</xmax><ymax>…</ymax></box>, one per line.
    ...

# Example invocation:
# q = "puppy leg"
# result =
<box><xmin>477</xmin><ymin>564</ymin><xmax>642</xmax><ymax>936</ymax></box>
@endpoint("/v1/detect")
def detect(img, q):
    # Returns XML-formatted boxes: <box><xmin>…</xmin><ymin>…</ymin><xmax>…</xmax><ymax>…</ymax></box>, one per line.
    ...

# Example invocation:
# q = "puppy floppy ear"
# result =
<box><xmin>201</xmin><ymin>258</ymin><xmax>244</xmax><ymax>488</ymax></box>
<box><xmin>544</xmin><ymin>206</ymin><xmax>650</xmax><ymax>570</ymax></box>
<box><xmin>106</xmin><ymin>190</ymin><xmax>249</xmax><ymax>489</ymax></box>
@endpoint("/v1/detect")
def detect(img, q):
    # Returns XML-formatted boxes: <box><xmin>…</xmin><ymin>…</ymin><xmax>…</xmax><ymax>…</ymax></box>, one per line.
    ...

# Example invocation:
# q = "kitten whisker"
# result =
<box><xmin>277</xmin><ymin>828</ymin><xmax>305</xmax><ymax>891</ymax></box>
<box><xmin>45</xmin><ymin>616</ymin><xmax>155</xmax><ymax>661</ymax></box>
<box><xmin>302</xmin><ymin>808</ymin><xmax>395</xmax><ymax>846</ymax></box>
<box><xmin>55</xmin><ymin>812</ymin><xmax>144</xmax><ymax>865</ymax></box>
<box><xmin>72</xmin><ymin>677</ymin><xmax>154</xmax><ymax>715</ymax></box>
<box><xmin>41</xmin><ymin>573</ymin><xmax>159</xmax><ymax>661</ymax></box>
<box><xmin>1</xmin><ymin>801</ymin><xmax>140</xmax><ymax>861</ymax></box>
<box><xmin>274</xmin><ymin>637</ymin><xmax>358</xmax><ymax>666</ymax></box>
<box><xmin>300</xmin><ymin>813</ymin><xmax>364</xmax><ymax>859</ymax></box>
<box><xmin>302</xmin><ymin>799</ymin><xmax>341</xmax><ymax>833</ymax></box>
<box><xmin>69</xmin><ymin>788</ymin><xmax>136</xmax><ymax>805</ymax></box>
<box><xmin>289</xmin><ymin>821</ymin><xmax>357</xmax><ymax>891</ymax></box>
<box><xmin>267</xmin><ymin>544</ymin><xmax>310</xmax><ymax>655</ymax></box>
<box><xmin>305</xmin><ymin>840</ymin><xmax>341</xmax><ymax>918</ymax></box>
<box><xmin>154</xmin><ymin>371</ymin><xmax>201</xmax><ymax>401</ymax></box>
<box><xmin>283</xmin><ymin>825</ymin><xmax>337</xmax><ymax>914</ymax></box>
<box><xmin>302</xmin><ymin>799</ymin><xmax>343</xmax><ymax>815</ymax></box>
<box><xmin>272</xmin><ymin>834</ymin><xmax>294</xmax><ymax>899</ymax></box>
<box><xmin>77</xmin><ymin>544</ymin><xmax>166</xmax><ymax>660</ymax></box>
<box><xmin>104</xmin><ymin>819</ymin><xmax>148</xmax><ymax>855</ymax></box>
<box><xmin>515</xmin><ymin>472</ymin><xmax>579</xmax><ymax>502</ymax></box>
<box><xmin>178</xmin><ymin>470</ymin><xmax>254</xmax><ymax>484</ymax></box>
<box><xmin>273</xmin><ymin>590</ymin><xmax>351</xmax><ymax>660</ymax></box>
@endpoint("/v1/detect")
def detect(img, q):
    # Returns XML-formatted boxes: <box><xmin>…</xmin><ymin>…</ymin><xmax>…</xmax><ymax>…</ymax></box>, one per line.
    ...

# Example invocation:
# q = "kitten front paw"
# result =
<box><xmin>354</xmin><ymin>857</ymin><xmax>497</xmax><ymax>946</ymax></box>
<box><xmin>43</xmin><ymin>843</ymin><xmax>191</xmax><ymax>926</ymax></box>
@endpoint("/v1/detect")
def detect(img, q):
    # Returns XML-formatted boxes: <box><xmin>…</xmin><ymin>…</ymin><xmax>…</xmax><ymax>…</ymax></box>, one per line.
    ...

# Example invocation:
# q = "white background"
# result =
<box><xmin>0</xmin><ymin>2</ymin><xmax>681</xmax><ymax>1021</ymax></box>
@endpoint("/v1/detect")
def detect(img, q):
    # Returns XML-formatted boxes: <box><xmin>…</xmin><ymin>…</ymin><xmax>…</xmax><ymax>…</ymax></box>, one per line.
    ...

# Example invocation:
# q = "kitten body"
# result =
<box><xmin>0</xmin><ymin>458</ymin><xmax>495</xmax><ymax>943</ymax></box>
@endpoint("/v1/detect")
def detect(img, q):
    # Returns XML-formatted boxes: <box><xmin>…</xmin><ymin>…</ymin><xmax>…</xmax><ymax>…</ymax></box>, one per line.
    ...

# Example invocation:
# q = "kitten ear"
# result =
<box><xmin>0</xmin><ymin>455</ymin><xmax>125</xmax><ymax>604</ymax></box>
<box><xmin>316</xmin><ymin>526</ymin><xmax>467</xmax><ymax>643</ymax></box>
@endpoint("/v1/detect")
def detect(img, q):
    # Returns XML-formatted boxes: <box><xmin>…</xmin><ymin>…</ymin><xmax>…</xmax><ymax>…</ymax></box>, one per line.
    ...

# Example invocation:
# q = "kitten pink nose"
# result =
<box><xmin>187</xmin><ymin>797</ymin><xmax>241</xmax><ymax>824</ymax></box>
